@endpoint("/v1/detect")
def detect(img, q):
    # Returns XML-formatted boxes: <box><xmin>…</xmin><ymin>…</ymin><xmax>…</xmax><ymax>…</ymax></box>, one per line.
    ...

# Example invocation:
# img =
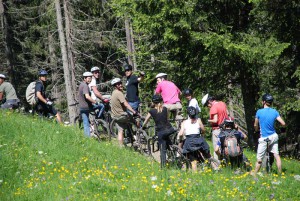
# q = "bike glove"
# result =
<box><xmin>46</xmin><ymin>101</ymin><xmax>53</xmax><ymax>106</ymax></box>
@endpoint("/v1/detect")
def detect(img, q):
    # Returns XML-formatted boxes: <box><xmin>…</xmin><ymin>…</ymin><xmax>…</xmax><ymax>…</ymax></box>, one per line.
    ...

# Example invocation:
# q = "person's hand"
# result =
<box><xmin>92</xmin><ymin>102</ymin><xmax>98</xmax><ymax>107</ymax></box>
<box><xmin>133</xmin><ymin>111</ymin><xmax>140</xmax><ymax>117</ymax></box>
<box><xmin>140</xmin><ymin>71</ymin><xmax>145</xmax><ymax>76</ymax></box>
<box><xmin>46</xmin><ymin>101</ymin><xmax>53</xmax><ymax>106</ymax></box>
<box><xmin>103</xmin><ymin>99</ymin><xmax>110</xmax><ymax>103</ymax></box>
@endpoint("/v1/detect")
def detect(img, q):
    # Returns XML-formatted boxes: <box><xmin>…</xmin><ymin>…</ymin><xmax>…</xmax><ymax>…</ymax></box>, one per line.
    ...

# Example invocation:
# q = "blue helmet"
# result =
<box><xmin>39</xmin><ymin>69</ymin><xmax>48</xmax><ymax>76</ymax></box>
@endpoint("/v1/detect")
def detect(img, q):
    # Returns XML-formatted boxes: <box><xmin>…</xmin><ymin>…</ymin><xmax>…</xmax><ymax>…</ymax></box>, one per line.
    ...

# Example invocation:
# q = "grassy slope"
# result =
<box><xmin>0</xmin><ymin>111</ymin><xmax>299</xmax><ymax>201</ymax></box>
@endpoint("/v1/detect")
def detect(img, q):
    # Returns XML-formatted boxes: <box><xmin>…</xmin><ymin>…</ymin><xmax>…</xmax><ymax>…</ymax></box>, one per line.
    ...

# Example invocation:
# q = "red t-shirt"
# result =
<box><xmin>210</xmin><ymin>101</ymin><xmax>228</xmax><ymax>128</ymax></box>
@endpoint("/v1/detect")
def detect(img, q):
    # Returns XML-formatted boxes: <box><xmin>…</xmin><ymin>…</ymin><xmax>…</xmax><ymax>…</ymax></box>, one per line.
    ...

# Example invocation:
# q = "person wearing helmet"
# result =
<box><xmin>89</xmin><ymin>66</ymin><xmax>108</xmax><ymax>119</ymax></box>
<box><xmin>124</xmin><ymin>64</ymin><xmax>145</xmax><ymax>113</ymax></box>
<box><xmin>215</xmin><ymin>117</ymin><xmax>250</xmax><ymax>169</ymax></box>
<box><xmin>78</xmin><ymin>72</ymin><xmax>99</xmax><ymax>137</ymax></box>
<box><xmin>183</xmin><ymin>88</ymin><xmax>201</xmax><ymax>117</ymax></box>
<box><xmin>35</xmin><ymin>69</ymin><xmax>62</xmax><ymax>123</ymax></box>
<box><xmin>155</xmin><ymin>73</ymin><xmax>182</xmax><ymax>121</ymax></box>
<box><xmin>252</xmin><ymin>93</ymin><xmax>286</xmax><ymax>177</ymax></box>
<box><xmin>178</xmin><ymin>106</ymin><xmax>218</xmax><ymax>171</ymax></box>
<box><xmin>201</xmin><ymin>94</ymin><xmax>228</xmax><ymax>160</ymax></box>
<box><xmin>110</xmin><ymin>77</ymin><xmax>138</xmax><ymax>146</ymax></box>
<box><xmin>0</xmin><ymin>74</ymin><xmax>20</xmax><ymax>109</ymax></box>
<box><xmin>142</xmin><ymin>94</ymin><xmax>176</xmax><ymax>168</ymax></box>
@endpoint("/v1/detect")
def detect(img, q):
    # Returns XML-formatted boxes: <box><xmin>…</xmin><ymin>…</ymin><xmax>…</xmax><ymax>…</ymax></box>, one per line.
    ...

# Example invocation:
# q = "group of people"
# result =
<box><xmin>0</xmin><ymin>67</ymin><xmax>286</xmax><ymax>175</ymax></box>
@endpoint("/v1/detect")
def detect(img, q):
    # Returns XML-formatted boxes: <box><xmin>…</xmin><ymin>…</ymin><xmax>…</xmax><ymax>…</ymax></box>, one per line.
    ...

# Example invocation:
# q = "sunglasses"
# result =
<box><xmin>93</xmin><ymin>71</ymin><xmax>100</xmax><ymax>74</ymax></box>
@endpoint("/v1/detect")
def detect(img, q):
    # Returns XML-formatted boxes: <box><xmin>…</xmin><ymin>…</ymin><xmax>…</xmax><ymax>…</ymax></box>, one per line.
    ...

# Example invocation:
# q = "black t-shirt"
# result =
<box><xmin>35</xmin><ymin>81</ymin><xmax>46</xmax><ymax>104</ymax></box>
<box><xmin>149</xmin><ymin>107</ymin><xmax>173</xmax><ymax>133</ymax></box>
<box><xmin>126</xmin><ymin>75</ymin><xmax>139</xmax><ymax>102</ymax></box>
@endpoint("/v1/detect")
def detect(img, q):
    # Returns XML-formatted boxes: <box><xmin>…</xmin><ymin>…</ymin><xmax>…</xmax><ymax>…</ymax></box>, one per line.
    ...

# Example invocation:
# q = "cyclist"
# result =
<box><xmin>35</xmin><ymin>70</ymin><xmax>62</xmax><ymax>123</ymax></box>
<box><xmin>89</xmin><ymin>66</ymin><xmax>108</xmax><ymax>118</ymax></box>
<box><xmin>183</xmin><ymin>88</ymin><xmax>201</xmax><ymax>117</ymax></box>
<box><xmin>0</xmin><ymin>74</ymin><xmax>20</xmax><ymax>109</ymax></box>
<box><xmin>215</xmin><ymin>117</ymin><xmax>250</xmax><ymax>169</ymax></box>
<box><xmin>201</xmin><ymin>94</ymin><xmax>228</xmax><ymax>160</ymax></box>
<box><xmin>252</xmin><ymin>94</ymin><xmax>286</xmax><ymax>177</ymax></box>
<box><xmin>78</xmin><ymin>72</ymin><xmax>99</xmax><ymax>137</ymax></box>
<box><xmin>110</xmin><ymin>78</ymin><xmax>137</xmax><ymax>146</ymax></box>
<box><xmin>124</xmin><ymin>64</ymin><xmax>145</xmax><ymax>112</ymax></box>
<box><xmin>142</xmin><ymin>94</ymin><xmax>176</xmax><ymax>168</ymax></box>
<box><xmin>178</xmin><ymin>106</ymin><xmax>216</xmax><ymax>172</ymax></box>
<box><xmin>155</xmin><ymin>73</ymin><xmax>182</xmax><ymax>120</ymax></box>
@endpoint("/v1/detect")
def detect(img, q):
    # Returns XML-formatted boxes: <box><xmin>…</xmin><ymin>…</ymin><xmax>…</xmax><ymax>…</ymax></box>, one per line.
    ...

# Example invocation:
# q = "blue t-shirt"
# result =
<box><xmin>255</xmin><ymin>108</ymin><xmax>279</xmax><ymax>138</ymax></box>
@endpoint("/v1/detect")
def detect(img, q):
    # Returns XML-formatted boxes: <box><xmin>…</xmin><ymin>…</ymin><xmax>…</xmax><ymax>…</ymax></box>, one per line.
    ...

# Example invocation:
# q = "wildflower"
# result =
<box><xmin>166</xmin><ymin>189</ymin><xmax>173</xmax><ymax>196</ymax></box>
<box><xmin>269</xmin><ymin>193</ymin><xmax>275</xmax><ymax>200</ymax></box>
<box><xmin>152</xmin><ymin>184</ymin><xmax>157</xmax><ymax>188</ymax></box>
<box><xmin>38</xmin><ymin>151</ymin><xmax>43</xmax><ymax>155</ymax></box>
<box><xmin>294</xmin><ymin>175</ymin><xmax>300</xmax><ymax>181</ymax></box>
<box><xmin>271</xmin><ymin>181</ymin><xmax>281</xmax><ymax>185</ymax></box>
<box><xmin>209</xmin><ymin>180</ymin><xmax>214</xmax><ymax>184</ymax></box>
<box><xmin>151</xmin><ymin>176</ymin><xmax>157</xmax><ymax>181</ymax></box>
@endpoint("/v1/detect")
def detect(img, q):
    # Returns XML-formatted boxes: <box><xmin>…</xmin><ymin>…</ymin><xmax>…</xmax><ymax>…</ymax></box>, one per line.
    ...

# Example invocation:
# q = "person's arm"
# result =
<box><xmin>276</xmin><ymin>116</ymin><xmax>286</xmax><ymax>127</ymax></box>
<box><xmin>198</xmin><ymin>118</ymin><xmax>205</xmax><ymax>134</ymax></box>
<box><xmin>155</xmin><ymin>83</ymin><xmax>162</xmax><ymax>94</ymax></box>
<box><xmin>123</xmin><ymin>101</ymin><xmax>136</xmax><ymax>114</ymax></box>
<box><xmin>84</xmin><ymin>93</ymin><xmax>96</xmax><ymax>104</ymax></box>
<box><xmin>142</xmin><ymin>113</ymin><xmax>151</xmax><ymax>127</ymax></box>
<box><xmin>178</xmin><ymin>121</ymin><xmax>185</xmax><ymax>137</ymax></box>
<box><xmin>254</xmin><ymin>118</ymin><xmax>259</xmax><ymax>132</ymax></box>
<box><xmin>208</xmin><ymin>114</ymin><xmax>218</xmax><ymax>124</ymax></box>
<box><xmin>0</xmin><ymin>92</ymin><xmax>3</xmax><ymax>101</ymax></box>
<box><xmin>137</xmin><ymin>72</ymin><xmax>145</xmax><ymax>82</ymax></box>
<box><xmin>36</xmin><ymin>91</ymin><xmax>47</xmax><ymax>104</ymax></box>
<box><xmin>91</xmin><ymin>86</ymin><xmax>104</xmax><ymax>101</ymax></box>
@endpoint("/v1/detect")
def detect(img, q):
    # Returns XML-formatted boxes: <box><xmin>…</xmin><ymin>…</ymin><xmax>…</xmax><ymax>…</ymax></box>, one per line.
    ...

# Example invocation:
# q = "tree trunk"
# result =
<box><xmin>0</xmin><ymin>0</ymin><xmax>14</xmax><ymax>85</ymax></box>
<box><xmin>239</xmin><ymin>61</ymin><xmax>260</xmax><ymax>150</ymax></box>
<box><xmin>125</xmin><ymin>18</ymin><xmax>136</xmax><ymax>70</ymax></box>
<box><xmin>55</xmin><ymin>0</ymin><xmax>77</xmax><ymax>123</ymax></box>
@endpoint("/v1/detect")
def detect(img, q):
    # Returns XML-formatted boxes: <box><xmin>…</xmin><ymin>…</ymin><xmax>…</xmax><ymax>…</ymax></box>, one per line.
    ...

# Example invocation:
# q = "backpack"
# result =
<box><xmin>26</xmin><ymin>81</ymin><xmax>37</xmax><ymax>105</ymax></box>
<box><xmin>223</xmin><ymin>130</ymin><xmax>241</xmax><ymax>157</ymax></box>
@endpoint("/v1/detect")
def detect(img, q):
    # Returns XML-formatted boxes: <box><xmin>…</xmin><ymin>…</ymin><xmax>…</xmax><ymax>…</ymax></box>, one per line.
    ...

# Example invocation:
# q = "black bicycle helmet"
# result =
<box><xmin>124</xmin><ymin>64</ymin><xmax>133</xmax><ymax>71</ymax></box>
<box><xmin>187</xmin><ymin>106</ymin><xmax>197</xmax><ymax>117</ymax></box>
<box><xmin>152</xmin><ymin>94</ymin><xmax>163</xmax><ymax>103</ymax></box>
<box><xmin>224</xmin><ymin>117</ymin><xmax>234</xmax><ymax>128</ymax></box>
<box><xmin>262</xmin><ymin>93</ymin><xmax>273</xmax><ymax>103</ymax></box>
<box><xmin>39</xmin><ymin>69</ymin><xmax>48</xmax><ymax>76</ymax></box>
<box><xmin>183</xmin><ymin>89</ymin><xmax>193</xmax><ymax>96</ymax></box>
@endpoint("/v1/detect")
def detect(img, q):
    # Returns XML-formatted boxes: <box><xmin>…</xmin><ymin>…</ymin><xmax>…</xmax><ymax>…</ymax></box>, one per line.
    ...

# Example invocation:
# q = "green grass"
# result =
<box><xmin>0</xmin><ymin>111</ymin><xmax>299</xmax><ymax>201</ymax></box>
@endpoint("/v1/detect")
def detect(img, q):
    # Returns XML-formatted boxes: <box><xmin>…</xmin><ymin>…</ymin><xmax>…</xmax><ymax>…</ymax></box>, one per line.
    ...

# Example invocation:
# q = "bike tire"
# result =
<box><xmin>109</xmin><ymin>118</ymin><xmax>118</xmax><ymax>139</ymax></box>
<box><xmin>95</xmin><ymin>119</ymin><xmax>111</xmax><ymax>141</ymax></box>
<box><xmin>74</xmin><ymin>115</ymin><xmax>83</xmax><ymax>129</ymax></box>
<box><xmin>167</xmin><ymin>145</ymin><xmax>190</xmax><ymax>170</ymax></box>
<box><xmin>136</xmin><ymin>129</ymin><xmax>150</xmax><ymax>155</ymax></box>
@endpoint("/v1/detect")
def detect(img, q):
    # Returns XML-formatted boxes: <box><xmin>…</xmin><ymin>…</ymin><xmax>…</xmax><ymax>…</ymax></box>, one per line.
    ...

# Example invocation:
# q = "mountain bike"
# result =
<box><xmin>264</xmin><ymin>138</ymin><xmax>272</xmax><ymax>173</ymax></box>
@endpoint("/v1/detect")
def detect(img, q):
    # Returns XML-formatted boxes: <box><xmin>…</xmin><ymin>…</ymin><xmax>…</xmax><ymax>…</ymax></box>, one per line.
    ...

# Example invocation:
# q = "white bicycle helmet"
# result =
<box><xmin>83</xmin><ymin>72</ymin><xmax>93</xmax><ymax>77</ymax></box>
<box><xmin>155</xmin><ymin>73</ymin><xmax>167</xmax><ymax>79</ymax></box>
<box><xmin>91</xmin><ymin>66</ymin><xmax>100</xmax><ymax>72</ymax></box>
<box><xmin>201</xmin><ymin>94</ymin><xmax>209</xmax><ymax>106</ymax></box>
<box><xmin>111</xmin><ymin>78</ymin><xmax>122</xmax><ymax>86</ymax></box>
<box><xmin>0</xmin><ymin>74</ymin><xmax>6</xmax><ymax>79</ymax></box>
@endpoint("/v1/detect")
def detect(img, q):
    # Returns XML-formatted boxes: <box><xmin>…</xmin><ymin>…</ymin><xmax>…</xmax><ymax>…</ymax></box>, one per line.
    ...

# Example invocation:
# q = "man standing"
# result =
<box><xmin>0</xmin><ymin>74</ymin><xmax>19</xmax><ymax>109</ymax></box>
<box><xmin>155</xmin><ymin>73</ymin><xmax>182</xmax><ymax>119</ymax></box>
<box><xmin>89</xmin><ymin>66</ymin><xmax>108</xmax><ymax>118</ymax></box>
<box><xmin>124</xmin><ymin>64</ymin><xmax>145</xmax><ymax>112</ymax></box>
<box><xmin>78</xmin><ymin>72</ymin><xmax>98</xmax><ymax>137</ymax></box>
<box><xmin>110</xmin><ymin>78</ymin><xmax>137</xmax><ymax>146</ymax></box>
<box><xmin>202</xmin><ymin>94</ymin><xmax>228</xmax><ymax>160</ymax></box>
<box><xmin>252</xmin><ymin>94</ymin><xmax>286</xmax><ymax>176</ymax></box>
<box><xmin>35</xmin><ymin>70</ymin><xmax>62</xmax><ymax>123</ymax></box>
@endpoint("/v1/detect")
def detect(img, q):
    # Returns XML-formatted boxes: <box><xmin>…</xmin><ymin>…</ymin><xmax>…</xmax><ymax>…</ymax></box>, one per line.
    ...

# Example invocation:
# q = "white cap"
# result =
<box><xmin>0</xmin><ymin>74</ymin><xmax>5</xmax><ymax>79</ymax></box>
<box><xmin>111</xmin><ymin>78</ymin><xmax>122</xmax><ymax>86</ymax></box>
<box><xmin>155</xmin><ymin>73</ymin><xmax>167</xmax><ymax>78</ymax></box>
<box><xmin>201</xmin><ymin>94</ymin><xmax>209</xmax><ymax>106</ymax></box>
<box><xmin>83</xmin><ymin>72</ymin><xmax>93</xmax><ymax>77</ymax></box>
<box><xmin>91</xmin><ymin>66</ymin><xmax>100</xmax><ymax>72</ymax></box>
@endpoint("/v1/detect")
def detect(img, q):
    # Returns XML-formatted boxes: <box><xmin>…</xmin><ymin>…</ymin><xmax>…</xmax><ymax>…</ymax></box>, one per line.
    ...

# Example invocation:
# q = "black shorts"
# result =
<box><xmin>36</xmin><ymin>103</ymin><xmax>58</xmax><ymax>117</ymax></box>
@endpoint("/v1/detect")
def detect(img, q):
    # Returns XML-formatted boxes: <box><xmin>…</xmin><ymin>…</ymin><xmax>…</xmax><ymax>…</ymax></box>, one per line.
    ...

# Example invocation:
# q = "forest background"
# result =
<box><xmin>0</xmin><ymin>0</ymin><xmax>299</xmax><ymax>155</ymax></box>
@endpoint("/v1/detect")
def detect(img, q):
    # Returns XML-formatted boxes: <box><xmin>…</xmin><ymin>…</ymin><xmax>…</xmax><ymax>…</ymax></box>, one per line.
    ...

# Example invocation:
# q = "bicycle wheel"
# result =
<box><xmin>136</xmin><ymin>129</ymin><xmax>150</xmax><ymax>155</ymax></box>
<box><xmin>147</xmin><ymin>136</ymin><xmax>160</xmax><ymax>161</ymax></box>
<box><xmin>109</xmin><ymin>118</ymin><xmax>118</xmax><ymax>139</ymax></box>
<box><xmin>95</xmin><ymin>119</ymin><xmax>111</xmax><ymax>141</ymax></box>
<box><xmin>74</xmin><ymin>115</ymin><xmax>83</xmax><ymax>129</ymax></box>
<box><xmin>167</xmin><ymin>145</ymin><xmax>190</xmax><ymax>170</ymax></box>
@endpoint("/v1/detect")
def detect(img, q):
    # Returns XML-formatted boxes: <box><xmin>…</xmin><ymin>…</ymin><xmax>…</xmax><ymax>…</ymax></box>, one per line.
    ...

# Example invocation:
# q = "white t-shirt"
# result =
<box><xmin>89</xmin><ymin>77</ymin><xmax>97</xmax><ymax>101</ymax></box>
<box><xmin>189</xmin><ymin>98</ymin><xmax>201</xmax><ymax>113</ymax></box>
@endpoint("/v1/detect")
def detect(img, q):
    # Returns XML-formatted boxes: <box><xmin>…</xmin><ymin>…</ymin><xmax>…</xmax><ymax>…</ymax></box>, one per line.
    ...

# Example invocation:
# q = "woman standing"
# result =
<box><xmin>142</xmin><ymin>94</ymin><xmax>176</xmax><ymax>168</ymax></box>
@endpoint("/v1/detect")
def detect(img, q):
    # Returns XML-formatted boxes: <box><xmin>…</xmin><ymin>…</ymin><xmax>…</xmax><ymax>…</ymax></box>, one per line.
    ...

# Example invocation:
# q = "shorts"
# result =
<box><xmin>36</xmin><ymin>103</ymin><xmax>58</xmax><ymax>117</ymax></box>
<box><xmin>1</xmin><ymin>99</ymin><xmax>19</xmax><ymax>109</ymax></box>
<box><xmin>128</xmin><ymin>101</ymin><xmax>140</xmax><ymax>112</ymax></box>
<box><xmin>163</xmin><ymin>102</ymin><xmax>182</xmax><ymax>112</ymax></box>
<box><xmin>257</xmin><ymin>133</ymin><xmax>279</xmax><ymax>160</ymax></box>
<box><xmin>113</xmin><ymin>114</ymin><xmax>135</xmax><ymax>132</ymax></box>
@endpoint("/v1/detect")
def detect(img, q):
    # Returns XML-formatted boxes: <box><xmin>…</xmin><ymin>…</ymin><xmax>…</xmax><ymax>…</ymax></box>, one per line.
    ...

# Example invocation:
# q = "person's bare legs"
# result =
<box><xmin>191</xmin><ymin>160</ymin><xmax>198</xmax><ymax>172</ymax></box>
<box><xmin>56</xmin><ymin>113</ymin><xmax>62</xmax><ymax>124</ymax></box>
<box><xmin>273</xmin><ymin>153</ymin><xmax>282</xmax><ymax>174</ymax></box>
<box><xmin>252</xmin><ymin>160</ymin><xmax>262</xmax><ymax>177</ymax></box>
<box><xmin>118</xmin><ymin>129</ymin><xmax>124</xmax><ymax>147</ymax></box>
